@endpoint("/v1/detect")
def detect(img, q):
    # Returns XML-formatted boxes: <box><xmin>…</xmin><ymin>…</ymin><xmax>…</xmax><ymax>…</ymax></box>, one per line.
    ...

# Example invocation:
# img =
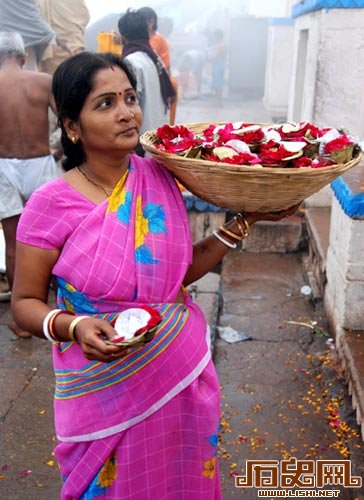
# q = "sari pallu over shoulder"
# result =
<box><xmin>49</xmin><ymin>156</ymin><xmax>211</xmax><ymax>442</ymax></box>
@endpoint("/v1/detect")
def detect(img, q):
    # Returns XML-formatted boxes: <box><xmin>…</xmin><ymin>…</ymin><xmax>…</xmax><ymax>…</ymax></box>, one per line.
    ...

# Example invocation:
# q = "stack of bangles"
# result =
<box><xmin>42</xmin><ymin>309</ymin><xmax>89</xmax><ymax>344</ymax></box>
<box><xmin>212</xmin><ymin>211</ymin><xmax>250</xmax><ymax>249</ymax></box>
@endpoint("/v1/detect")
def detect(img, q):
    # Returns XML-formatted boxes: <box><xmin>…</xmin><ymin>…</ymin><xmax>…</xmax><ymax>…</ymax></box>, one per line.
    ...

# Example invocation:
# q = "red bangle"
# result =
<box><xmin>49</xmin><ymin>310</ymin><xmax>74</xmax><ymax>341</ymax></box>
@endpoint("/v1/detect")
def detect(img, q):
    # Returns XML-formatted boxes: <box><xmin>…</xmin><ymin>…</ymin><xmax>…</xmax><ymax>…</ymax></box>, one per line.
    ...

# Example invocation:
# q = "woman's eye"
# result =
<box><xmin>98</xmin><ymin>99</ymin><xmax>111</xmax><ymax>109</ymax></box>
<box><xmin>126</xmin><ymin>94</ymin><xmax>137</xmax><ymax>104</ymax></box>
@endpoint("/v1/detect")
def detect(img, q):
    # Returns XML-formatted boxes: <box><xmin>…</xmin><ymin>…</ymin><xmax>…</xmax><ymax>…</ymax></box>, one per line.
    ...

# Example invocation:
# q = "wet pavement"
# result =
<box><xmin>215</xmin><ymin>251</ymin><xmax>364</xmax><ymax>499</ymax></box>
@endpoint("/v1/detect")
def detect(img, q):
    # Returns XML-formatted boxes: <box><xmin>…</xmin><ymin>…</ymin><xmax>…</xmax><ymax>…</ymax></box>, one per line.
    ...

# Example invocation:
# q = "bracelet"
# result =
<box><xmin>43</xmin><ymin>309</ymin><xmax>62</xmax><ymax>343</ymax></box>
<box><xmin>68</xmin><ymin>315</ymin><xmax>89</xmax><ymax>342</ymax></box>
<box><xmin>49</xmin><ymin>310</ymin><xmax>74</xmax><ymax>342</ymax></box>
<box><xmin>219</xmin><ymin>225</ymin><xmax>242</xmax><ymax>242</ymax></box>
<box><xmin>235</xmin><ymin>212</ymin><xmax>250</xmax><ymax>237</ymax></box>
<box><xmin>213</xmin><ymin>230</ymin><xmax>237</xmax><ymax>249</ymax></box>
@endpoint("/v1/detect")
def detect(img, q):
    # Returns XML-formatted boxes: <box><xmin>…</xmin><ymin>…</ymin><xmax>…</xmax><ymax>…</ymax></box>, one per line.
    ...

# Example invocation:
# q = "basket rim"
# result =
<box><xmin>140</xmin><ymin>123</ymin><xmax>363</xmax><ymax>175</ymax></box>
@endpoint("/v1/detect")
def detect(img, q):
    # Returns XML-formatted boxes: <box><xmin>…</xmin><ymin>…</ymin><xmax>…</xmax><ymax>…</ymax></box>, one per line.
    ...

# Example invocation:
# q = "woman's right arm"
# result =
<box><xmin>11</xmin><ymin>243</ymin><xmax>130</xmax><ymax>362</ymax></box>
<box><xmin>11</xmin><ymin>242</ymin><xmax>60</xmax><ymax>336</ymax></box>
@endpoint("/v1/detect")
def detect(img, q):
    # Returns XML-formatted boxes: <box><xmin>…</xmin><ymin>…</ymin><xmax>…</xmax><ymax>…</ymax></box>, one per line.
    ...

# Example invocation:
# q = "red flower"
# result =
<box><xmin>134</xmin><ymin>306</ymin><xmax>162</xmax><ymax>337</ymax></box>
<box><xmin>215</xmin><ymin>123</ymin><xmax>241</xmax><ymax>144</ymax></box>
<box><xmin>237</xmin><ymin>128</ymin><xmax>265</xmax><ymax>145</ymax></box>
<box><xmin>204</xmin><ymin>152</ymin><xmax>261</xmax><ymax>165</ymax></box>
<box><xmin>292</xmin><ymin>156</ymin><xmax>312</xmax><ymax>168</ymax></box>
<box><xmin>311</xmin><ymin>157</ymin><xmax>336</xmax><ymax>168</ymax></box>
<box><xmin>156</xmin><ymin>125</ymin><xmax>200</xmax><ymax>153</ymax></box>
<box><xmin>258</xmin><ymin>141</ymin><xmax>296</xmax><ymax>166</ymax></box>
<box><xmin>276</xmin><ymin>122</ymin><xmax>320</xmax><ymax>140</ymax></box>
<box><xmin>324</xmin><ymin>135</ymin><xmax>353</xmax><ymax>153</ymax></box>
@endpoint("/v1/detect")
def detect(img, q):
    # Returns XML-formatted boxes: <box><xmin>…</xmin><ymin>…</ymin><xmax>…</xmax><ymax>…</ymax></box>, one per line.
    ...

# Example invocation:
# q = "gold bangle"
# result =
<box><xmin>236</xmin><ymin>212</ymin><xmax>250</xmax><ymax>235</ymax></box>
<box><xmin>234</xmin><ymin>214</ymin><xmax>249</xmax><ymax>238</ymax></box>
<box><xmin>219</xmin><ymin>225</ymin><xmax>242</xmax><ymax>242</ymax></box>
<box><xmin>68</xmin><ymin>316</ymin><xmax>89</xmax><ymax>342</ymax></box>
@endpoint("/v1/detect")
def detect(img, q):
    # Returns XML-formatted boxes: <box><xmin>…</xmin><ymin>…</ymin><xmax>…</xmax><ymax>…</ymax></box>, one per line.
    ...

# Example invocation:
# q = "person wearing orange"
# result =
<box><xmin>138</xmin><ymin>6</ymin><xmax>177</xmax><ymax>125</ymax></box>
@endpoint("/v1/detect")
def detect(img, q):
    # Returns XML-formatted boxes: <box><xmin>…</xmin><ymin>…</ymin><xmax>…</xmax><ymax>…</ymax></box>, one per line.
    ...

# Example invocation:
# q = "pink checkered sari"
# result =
<box><xmin>17</xmin><ymin>154</ymin><xmax>221</xmax><ymax>499</ymax></box>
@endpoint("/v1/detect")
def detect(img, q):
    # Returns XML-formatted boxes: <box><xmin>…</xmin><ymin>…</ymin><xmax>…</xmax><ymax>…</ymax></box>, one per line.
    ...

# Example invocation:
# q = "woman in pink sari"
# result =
<box><xmin>12</xmin><ymin>52</ymin><xmax>297</xmax><ymax>499</ymax></box>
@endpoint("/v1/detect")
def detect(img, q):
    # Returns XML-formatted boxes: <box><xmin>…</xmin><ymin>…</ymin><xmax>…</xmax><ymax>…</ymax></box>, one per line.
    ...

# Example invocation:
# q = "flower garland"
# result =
<box><xmin>155</xmin><ymin>122</ymin><xmax>362</xmax><ymax>168</ymax></box>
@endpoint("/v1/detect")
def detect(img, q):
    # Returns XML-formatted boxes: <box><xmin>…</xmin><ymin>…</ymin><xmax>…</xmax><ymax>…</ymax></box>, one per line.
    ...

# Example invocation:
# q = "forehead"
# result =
<box><xmin>90</xmin><ymin>66</ymin><xmax>132</xmax><ymax>94</ymax></box>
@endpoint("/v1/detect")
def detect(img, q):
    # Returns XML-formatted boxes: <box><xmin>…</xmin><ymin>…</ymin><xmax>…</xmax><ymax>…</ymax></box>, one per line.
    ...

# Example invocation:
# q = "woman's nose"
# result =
<box><xmin>116</xmin><ymin>100</ymin><xmax>132</xmax><ymax>121</ymax></box>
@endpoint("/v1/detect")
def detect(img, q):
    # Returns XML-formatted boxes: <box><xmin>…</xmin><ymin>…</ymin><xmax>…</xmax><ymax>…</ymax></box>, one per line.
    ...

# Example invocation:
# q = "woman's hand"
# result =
<box><xmin>244</xmin><ymin>202</ymin><xmax>301</xmax><ymax>225</ymax></box>
<box><xmin>73</xmin><ymin>317</ymin><xmax>131</xmax><ymax>363</ymax></box>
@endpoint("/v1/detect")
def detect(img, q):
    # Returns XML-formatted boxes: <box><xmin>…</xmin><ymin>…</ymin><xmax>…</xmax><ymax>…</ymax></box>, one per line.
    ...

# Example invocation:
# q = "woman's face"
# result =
<box><xmin>71</xmin><ymin>66</ymin><xmax>142</xmax><ymax>157</ymax></box>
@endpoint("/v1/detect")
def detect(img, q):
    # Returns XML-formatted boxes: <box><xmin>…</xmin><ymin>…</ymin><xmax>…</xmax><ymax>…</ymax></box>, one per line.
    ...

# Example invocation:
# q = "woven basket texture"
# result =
<box><xmin>140</xmin><ymin>123</ymin><xmax>363</xmax><ymax>212</ymax></box>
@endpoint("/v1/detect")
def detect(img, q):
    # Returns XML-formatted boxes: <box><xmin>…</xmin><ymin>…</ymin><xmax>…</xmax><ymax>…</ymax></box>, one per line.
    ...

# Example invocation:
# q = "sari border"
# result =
<box><xmin>56</xmin><ymin>345</ymin><xmax>212</xmax><ymax>442</ymax></box>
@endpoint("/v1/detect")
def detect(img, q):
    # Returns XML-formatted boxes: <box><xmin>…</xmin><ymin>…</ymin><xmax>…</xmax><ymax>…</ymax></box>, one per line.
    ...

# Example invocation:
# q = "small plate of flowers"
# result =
<box><xmin>104</xmin><ymin>306</ymin><xmax>162</xmax><ymax>348</ymax></box>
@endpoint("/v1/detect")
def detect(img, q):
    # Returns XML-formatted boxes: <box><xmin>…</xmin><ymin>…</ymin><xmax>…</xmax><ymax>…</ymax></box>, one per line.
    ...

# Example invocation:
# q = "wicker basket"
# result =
<box><xmin>140</xmin><ymin>123</ymin><xmax>363</xmax><ymax>213</ymax></box>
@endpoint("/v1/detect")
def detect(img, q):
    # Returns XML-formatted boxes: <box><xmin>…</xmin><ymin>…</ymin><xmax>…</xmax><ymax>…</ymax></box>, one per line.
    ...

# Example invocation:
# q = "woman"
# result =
<box><xmin>118</xmin><ymin>10</ymin><xmax>175</xmax><ymax>136</ymax></box>
<box><xmin>12</xmin><ymin>52</ymin><xmax>297</xmax><ymax>499</ymax></box>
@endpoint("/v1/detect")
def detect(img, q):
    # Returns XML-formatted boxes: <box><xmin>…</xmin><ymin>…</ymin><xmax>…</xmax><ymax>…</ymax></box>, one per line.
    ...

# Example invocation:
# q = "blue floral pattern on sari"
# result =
<box><xmin>56</xmin><ymin>277</ymin><xmax>99</xmax><ymax>314</ymax></box>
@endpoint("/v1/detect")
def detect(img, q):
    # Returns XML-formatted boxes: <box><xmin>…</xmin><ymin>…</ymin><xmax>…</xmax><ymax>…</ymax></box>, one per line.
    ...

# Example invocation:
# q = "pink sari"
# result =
<box><xmin>17</xmin><ymin>154</ymin><xmax>221</xmax><ymax>499</ymax></box>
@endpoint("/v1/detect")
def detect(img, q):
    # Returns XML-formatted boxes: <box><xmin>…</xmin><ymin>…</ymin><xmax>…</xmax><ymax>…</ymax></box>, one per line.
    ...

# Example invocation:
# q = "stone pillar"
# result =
<box><xmin>263</xmin><ymin>18</ymin><xmax>294</xmax><ymax>121</ymax></box>
<box><xmin>324</xmin><ymin>164</ymin><xmax>364</xmax><ymax>331</ymax></box>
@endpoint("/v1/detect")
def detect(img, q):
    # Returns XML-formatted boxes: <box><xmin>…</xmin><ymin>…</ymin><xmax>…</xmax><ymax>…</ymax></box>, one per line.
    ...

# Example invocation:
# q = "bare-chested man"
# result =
<box><xmin>0</xmin><ymin>32</ymin><xmax>58</xmax><ymax>337</ymax></box>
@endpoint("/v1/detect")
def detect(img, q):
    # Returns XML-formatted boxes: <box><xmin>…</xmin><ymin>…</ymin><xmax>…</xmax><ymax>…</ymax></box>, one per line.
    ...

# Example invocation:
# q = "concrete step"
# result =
<box><xmin>304</xmin><ymin>207</ymin><xmax>331</xmax><ymax>298</ymax></box>
<box><xmin>337</xmin><ymin>329</ymin><xmax>364</xmax><ymax>441</ymax></box>
<box><xmin>242</xmin><ymin>213</ymin><xmax>303</xmax><ymax>253</ymax></box>
<box><xmin>187</xmin><ymin>204</ymin><xmax>303</xmax><ymax>253</ymax></box>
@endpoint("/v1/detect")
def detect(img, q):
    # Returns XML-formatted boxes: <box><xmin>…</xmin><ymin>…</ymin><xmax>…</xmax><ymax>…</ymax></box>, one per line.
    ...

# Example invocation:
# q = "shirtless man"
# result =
<box><xmin>0</xmin><ymin>32</ymin><xmax>58</xmax><ymax>337</ymax></box>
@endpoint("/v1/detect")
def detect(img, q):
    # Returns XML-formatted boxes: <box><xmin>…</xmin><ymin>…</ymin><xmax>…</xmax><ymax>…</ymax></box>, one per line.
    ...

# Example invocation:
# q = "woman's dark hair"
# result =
<box><xmin>138</xmin><ymin>6</ymin><xmax>158</xmax><ymax>32</ymax></box>
<box><xmin>52</xmin><ymin>51</ymin><xmax>137</xmax><ymax>171</ymax></box>
<box><xmin>118</xmin><ymin>9</ymin><xmax>149</xmax><ymax>42</ymax></box>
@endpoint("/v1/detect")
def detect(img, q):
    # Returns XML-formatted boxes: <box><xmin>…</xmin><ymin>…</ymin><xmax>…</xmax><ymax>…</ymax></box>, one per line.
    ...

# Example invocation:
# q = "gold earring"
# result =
<box><xmin>71</xmin><ymin>136</ymin><xmax>77</xmax><ymax>144</ymax></box>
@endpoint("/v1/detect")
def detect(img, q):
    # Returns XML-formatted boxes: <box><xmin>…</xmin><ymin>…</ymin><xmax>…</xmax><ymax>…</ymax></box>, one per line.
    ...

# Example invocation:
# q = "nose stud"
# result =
<box><xmin>130</xmin><ymin>112</ymin><xmax>135</xmax><ymax>118</ymax></box>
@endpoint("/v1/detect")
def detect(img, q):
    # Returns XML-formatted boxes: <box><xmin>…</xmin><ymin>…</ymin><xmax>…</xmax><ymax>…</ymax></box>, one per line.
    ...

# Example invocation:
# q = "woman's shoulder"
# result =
<box><xmin>27</xmin><ymin>176</ymin><xmax>89</xmax><ymax>211</ymax></box>
<box><xmin>130</xmin><ymin>153</ymin><xmax>168</xmax><ymax>178</ymax></box>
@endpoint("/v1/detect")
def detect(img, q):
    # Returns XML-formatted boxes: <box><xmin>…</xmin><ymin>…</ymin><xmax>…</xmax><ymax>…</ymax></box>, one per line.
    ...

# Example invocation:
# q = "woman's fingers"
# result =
<box><xmin>75</xmin><ymin>318</ymin><xmax>131</xmax><ymax>361</ymax></box>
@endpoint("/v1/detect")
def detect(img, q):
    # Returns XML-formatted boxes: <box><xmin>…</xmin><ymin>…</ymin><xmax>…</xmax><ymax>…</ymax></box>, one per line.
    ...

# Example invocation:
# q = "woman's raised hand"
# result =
<box><xmin>243</xmin><ymin>202</ymin><xmax>301</xmax><ymax>225</ymax></box>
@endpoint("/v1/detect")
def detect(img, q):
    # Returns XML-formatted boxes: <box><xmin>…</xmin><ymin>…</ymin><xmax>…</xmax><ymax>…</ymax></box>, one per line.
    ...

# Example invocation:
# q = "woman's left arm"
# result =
<box><xmin>183</xmin><ymin>204</ymin><xmax>300</xmax><ymax>286</ymax></box>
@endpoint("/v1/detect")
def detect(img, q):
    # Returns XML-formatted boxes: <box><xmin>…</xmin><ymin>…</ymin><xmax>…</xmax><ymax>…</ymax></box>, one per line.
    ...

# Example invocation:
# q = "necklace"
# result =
<box><xmin>77</xmin><ymin>167</ymin><xmax>115</xmax><ymax>197</ymax></box>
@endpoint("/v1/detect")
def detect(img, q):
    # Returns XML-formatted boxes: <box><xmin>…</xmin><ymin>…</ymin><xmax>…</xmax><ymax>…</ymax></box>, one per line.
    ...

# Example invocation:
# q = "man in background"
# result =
<box><xmin>0</xmin><ymin>32</ymin><xmax>58</xmax><ymax>337</ymax></box>
<box><xmin>37</xmin><ymin>0</ymin><xmax>90</xmax><ymax>74</ymax></box>
<box><xmin>0</xmin><ymin>0</ymin><xmax>69</xmax><ymax>70</ymax></box>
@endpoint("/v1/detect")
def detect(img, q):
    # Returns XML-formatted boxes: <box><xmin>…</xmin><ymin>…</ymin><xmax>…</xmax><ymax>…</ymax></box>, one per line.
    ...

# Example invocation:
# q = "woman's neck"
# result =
<box><xmin>82</xmin><ymin>153</ymin><xmax>131</xmax><ymax>186</ymax></box>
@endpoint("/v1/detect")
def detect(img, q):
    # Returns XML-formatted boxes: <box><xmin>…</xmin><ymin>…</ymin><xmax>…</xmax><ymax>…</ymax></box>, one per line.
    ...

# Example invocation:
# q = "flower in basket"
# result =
<box><xmin>110</xmin><ymin>306</ymin><xmax>162</xmax><ymax>345</ymax></box>
<box><xmin>205</xmin><ymin>148</ymin><xmax>261</xmax><ymax>166</ymax></box>
<box><xmin>258</xmin><ymin>140</ymin><xmax>306</xmax><ymax>167</ymax></box>
<box><xmin>156</xmin><ymin>124</ymin><xmax>201</xmax><ymax>154</ymax></box>
<box><xmin>323</xmin><ymin>134</ymin><xmax>354</xmax><ymax>164</ymax></box>
<box><xmin>233</xmin><ymin>124</ymin><xmax>265</xmax><ymax>147</ymax></box>
<box><xmin>153</xmin><ymin>123</ymin><xmax>361</xmax><ymax>169</ymax></box>
<box><xmin>275</xmin><ymin>122</ymin><xmax>321</xmax><ymax>141</ymax></box>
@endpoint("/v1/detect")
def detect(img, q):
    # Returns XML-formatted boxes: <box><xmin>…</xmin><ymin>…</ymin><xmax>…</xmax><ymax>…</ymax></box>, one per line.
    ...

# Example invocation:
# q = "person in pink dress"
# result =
<box><xmin>12</xmin><ymin>51</ymin><xmax>297</xmax><ymax>499</ymax></box>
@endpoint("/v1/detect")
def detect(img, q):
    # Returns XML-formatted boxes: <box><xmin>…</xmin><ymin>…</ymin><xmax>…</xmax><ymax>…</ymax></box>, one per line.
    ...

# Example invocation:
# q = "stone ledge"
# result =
<box><xmin>187</xmin><ymin>273</ymin><xmax>221</xmax><ymax>351</ymax></box>
<box><xmin>242</xmin><ymin>214</ymin><xmax>303</xmax><ymax>253</ymax></box>
<box><xmin>336</xmin><ymin>328</ymin><xmax>364</xmax><ymax>440</ymax></box>
<box><xmin>304</xmin><ymin>207</ymin><xmax>331</xmax><ymax>298</ymax></box>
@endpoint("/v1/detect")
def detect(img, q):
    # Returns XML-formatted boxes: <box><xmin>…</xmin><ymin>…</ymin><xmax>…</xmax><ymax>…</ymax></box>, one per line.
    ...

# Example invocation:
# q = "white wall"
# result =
<box><xmin>263</xmin><ymin>22</ymin><xmax>294</xmax><ymax>118</ymax></box>
<box><xmin>288</xmin><ymin>9</ymin><xmax>364</xmax><ymax>137</ymax></box>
